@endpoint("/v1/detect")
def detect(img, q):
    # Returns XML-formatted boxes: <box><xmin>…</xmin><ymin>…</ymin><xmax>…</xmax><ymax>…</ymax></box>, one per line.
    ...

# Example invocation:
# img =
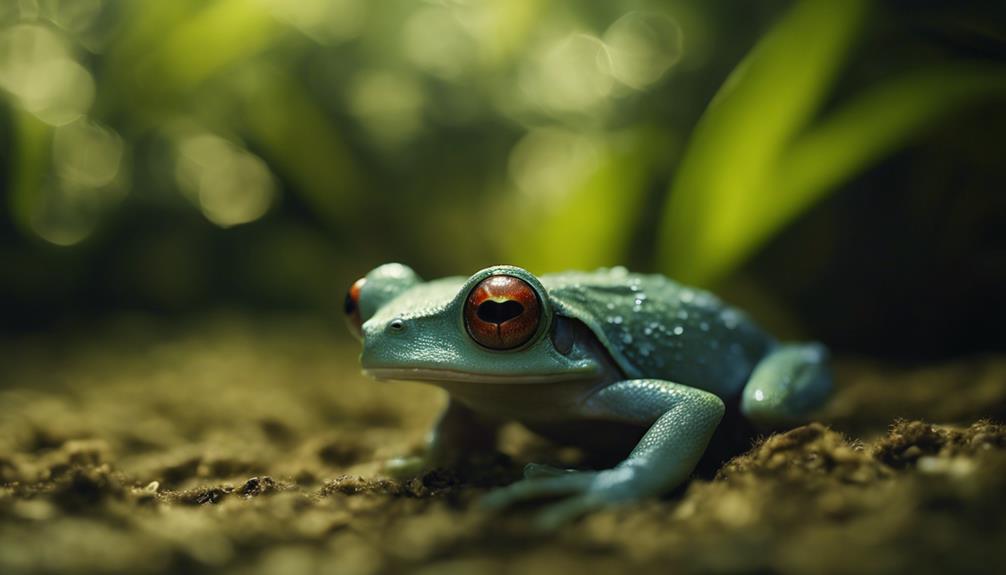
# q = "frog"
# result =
<box><xmin>343</xmin><ymin>263</ymin><xmax>831</xmax><ymax>528</ymax></box>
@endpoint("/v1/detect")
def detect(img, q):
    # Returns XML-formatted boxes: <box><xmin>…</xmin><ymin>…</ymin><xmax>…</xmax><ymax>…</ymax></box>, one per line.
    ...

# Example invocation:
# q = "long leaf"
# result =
<box><xmin>656</xmin><ymin>0</ymin><xmax>867</xmax><ymax>285</ymax></box>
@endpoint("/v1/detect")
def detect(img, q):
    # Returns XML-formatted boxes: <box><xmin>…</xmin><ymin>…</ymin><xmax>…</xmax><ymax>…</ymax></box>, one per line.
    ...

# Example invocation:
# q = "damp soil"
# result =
<box><xmin>1</xmin><ymin>316</ymin><xmax>1004</xmax><ymax>575</ymax></box>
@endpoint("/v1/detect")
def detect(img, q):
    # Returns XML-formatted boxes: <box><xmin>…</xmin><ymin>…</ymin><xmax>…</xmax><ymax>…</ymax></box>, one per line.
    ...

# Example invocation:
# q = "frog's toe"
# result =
<box><xmin>480</xmin><ymin>472</ymin><xmax>597</xmax><ymax>510</ymax></box>
<box><xmin>532</xmin><ymin>469</ymin><xmax>641</xmax><ymax>529</ymax></box>
<box><xmin>533</xmin><ymin>493</ymin><xmax>608</xmax><ymax>531</ymax></box>
<box><xmin>522</xmin><ymin>463</ymin><xmax>575</xmax><ymax>479</ymax></box>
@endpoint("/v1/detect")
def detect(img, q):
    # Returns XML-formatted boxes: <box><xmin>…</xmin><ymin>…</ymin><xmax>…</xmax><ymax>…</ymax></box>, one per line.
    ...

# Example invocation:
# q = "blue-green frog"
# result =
<box><xmin>344</xmin><ymin>263</ymin><xmax>831</xmax><ymax>528</ymax></box>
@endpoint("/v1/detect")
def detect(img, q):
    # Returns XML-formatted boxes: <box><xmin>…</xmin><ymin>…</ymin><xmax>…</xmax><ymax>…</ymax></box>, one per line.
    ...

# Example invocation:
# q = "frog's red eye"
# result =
<box><xmin>464</xmin><ymin>275</ymin><xmax>541</xmax><ymax>350</ymax></box>
<box><xmin>344</xmin><ymin>277</ymin><xmax>366</xmax><ymax>337</ymax></box>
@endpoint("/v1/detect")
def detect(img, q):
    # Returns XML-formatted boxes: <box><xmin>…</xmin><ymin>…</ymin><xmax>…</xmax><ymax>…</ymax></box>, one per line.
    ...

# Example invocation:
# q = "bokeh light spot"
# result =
<box><xmin>348</xmin><ymin>71</ymin><xmax>424</xmax><ymax>146</ymax></box>
<box><xmin>54</xmin><ymin>118</ymin><xmax>124</xmax><ymax>188</ymax></box>
<box><xmin>0</xmin><ymin>24</ymin><xmax>94</xmax><ymax>125</ymax></box>
<box><xmin>604</xmin><ymin>11</ymin><xmax>683</xmax><ymax>89</ymax></box>
<box><xmin>520</xmin><ymin>33</ymin><xmax>613</xmax><ymax>115</ymax></box>
<box><xmin>29</xmin><ymin>181</ymin><xmax>101</xmax><ymax>247</ymax></box>
<box><xmin>175</xmin><ymin>134</ymin><xmax>277</xmax><ymax>228</ymax></box>
<box><xmin>508</xmin><ymin>128</ymin><xmax>600</xmax><ymax>206</ymax></box>
<box><xmin>30</xmin><ymin>117</ymin><xmax>128</xmax><ymax>247</ymax></box>
<box><xmin>403</xmin><ymin>6</ymin><xmax>473</xmax><ymax>80</ymax></box>
<box><xmin>39</xmin><ymin>0</ymin><xmax>105</xmax><ymax>39</ymax></box>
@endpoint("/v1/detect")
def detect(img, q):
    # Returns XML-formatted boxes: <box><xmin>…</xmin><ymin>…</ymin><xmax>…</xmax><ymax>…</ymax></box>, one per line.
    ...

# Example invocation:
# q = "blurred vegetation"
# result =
<box><xmin>1</xmin><ymin>0</ymin><xmax>1004</xmax><ymax>357</ymax></box>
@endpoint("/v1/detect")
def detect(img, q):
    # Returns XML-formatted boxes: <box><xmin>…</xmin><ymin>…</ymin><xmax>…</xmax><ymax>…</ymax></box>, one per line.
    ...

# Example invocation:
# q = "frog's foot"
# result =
<box><xmin>382</xmin><ymin>455</ymin><xmax>430</xmax><ymax>479</ymax></box>
<box><xmin>484</xmin><ymin>379</ymin><xmax>726</xmax><ymax>529</ymax></box>
<box><xmin>741</xmin><ymin>343</ymin><xmax>832</xmax><ymax>429</ymax></box>
<box><xmin>481</xmin><ymin>466</ymin><xmax>642</xmax><ymax>530</ymax></box>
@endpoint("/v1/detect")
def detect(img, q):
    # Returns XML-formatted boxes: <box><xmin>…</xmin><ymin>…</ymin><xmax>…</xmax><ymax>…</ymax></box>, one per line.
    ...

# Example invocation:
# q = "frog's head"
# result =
<box><xmin>343</xmin><ymin>264</ymin><xmax>601</xmax><ymax>384</ymax></box>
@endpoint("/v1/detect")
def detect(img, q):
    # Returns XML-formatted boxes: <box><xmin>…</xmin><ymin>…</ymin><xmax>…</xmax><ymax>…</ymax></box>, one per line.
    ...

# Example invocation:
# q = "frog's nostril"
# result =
<box><xmin>476</xmin><ymin>300</ymin><xmax>524</xmax><ymax>324</ymax></box>
<box><xmin>388</xmin><ymin>318</ymin><xmax>406</xmax><ymax>332</ymax></box>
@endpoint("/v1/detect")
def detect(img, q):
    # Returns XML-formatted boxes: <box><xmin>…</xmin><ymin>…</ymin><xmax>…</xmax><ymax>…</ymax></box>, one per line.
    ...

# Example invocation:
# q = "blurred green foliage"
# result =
<box><xmin>1</xmin><ymin>0</ymin><xmax>1004</xmax><ymax>355</ymax></box>
<box><xmin>659</xmin><ymin>0</ymin><xmax>1006</xmax><ymax>285</ymax></box>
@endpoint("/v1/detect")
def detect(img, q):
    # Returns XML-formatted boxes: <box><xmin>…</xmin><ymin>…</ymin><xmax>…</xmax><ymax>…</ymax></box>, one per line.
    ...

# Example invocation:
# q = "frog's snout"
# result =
<box><xmin>359</xmin><ymin>316</ymin><xmax>417</xmax><ymax>375</ymax></box>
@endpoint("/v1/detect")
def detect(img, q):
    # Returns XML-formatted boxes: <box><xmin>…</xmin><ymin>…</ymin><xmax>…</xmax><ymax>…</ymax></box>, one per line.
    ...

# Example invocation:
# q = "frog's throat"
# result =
<box><xmin>363</xmin><ymin>367</ymin><xmax>594</xmax><ymax>385</ymax></box>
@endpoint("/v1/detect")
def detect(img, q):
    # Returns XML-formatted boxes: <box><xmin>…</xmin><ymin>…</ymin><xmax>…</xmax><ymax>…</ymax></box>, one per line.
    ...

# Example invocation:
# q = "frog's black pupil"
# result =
<box><xmin>344</xmin><ymin>292</ymin><xmax>357</xmax><ymax>315</ymax></box>
<box><xmin>477</xmin><ymin>300</ymin><xmax>524</xmax><ymax>324</ymax></box>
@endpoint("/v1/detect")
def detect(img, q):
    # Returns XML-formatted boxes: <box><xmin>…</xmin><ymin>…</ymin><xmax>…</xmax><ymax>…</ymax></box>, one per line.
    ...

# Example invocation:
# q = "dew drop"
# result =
<box><xmin>721</xmin><ymin>309</ymin><xmax>740</xmax><ymax>329</ymax></box>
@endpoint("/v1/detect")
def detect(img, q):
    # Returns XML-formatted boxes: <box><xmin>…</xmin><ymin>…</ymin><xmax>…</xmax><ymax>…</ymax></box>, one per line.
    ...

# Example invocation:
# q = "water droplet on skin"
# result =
<box><xmin>673</xmin><ymin>326</ymin><xmax>684</xmax><ymax>335</ymax></box>
<box><xmin>622</xmin><ymin>334</ymin><xmax>633</xmax><ymax>344</ymax></box>
<box><xmin>699</xmin><ymin>321</ymin><xmax>709</xmax><ymax>332</ymax></box>
<box><xmin>721</xmin><ymin>309</ymin><xmax>740</xmax><ymax>329</ymax></box>
<box><xmin>606</xmin><ymin>302</ymin><xmax>615</xmax><ymax>310</ymax></box>
<box><xmin>680</xmin><ymin>290</ymin><xmax>694</xmax><ymax>303</ymax></box>
<box><xmin>644</xmin><ymin>327</ymin><xmax>653</xmax><ymax>336</ymax></box>
<box><xmin>613</xmin><ymin>316</ymin><xmax>623</xmax><ymax>324</ymax></box>
<box><xmin>677</xmin><ymin>310</ymin><xmax>689</xmax><ymax>320</ymax></box>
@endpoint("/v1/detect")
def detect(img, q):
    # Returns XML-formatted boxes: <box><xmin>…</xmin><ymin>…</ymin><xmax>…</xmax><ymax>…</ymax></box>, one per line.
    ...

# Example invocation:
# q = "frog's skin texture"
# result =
<box><xmin>347</xmin><ymin>263</ymin><xmax>831</xmax><ymax>528</ymax></box>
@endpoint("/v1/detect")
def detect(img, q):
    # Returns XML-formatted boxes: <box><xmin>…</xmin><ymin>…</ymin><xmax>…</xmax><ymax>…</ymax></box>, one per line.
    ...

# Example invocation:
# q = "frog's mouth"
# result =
<box><xmin>363</xmin><ymin>367</ymin><xmax>594</xmax><ymax>384</ymax></box>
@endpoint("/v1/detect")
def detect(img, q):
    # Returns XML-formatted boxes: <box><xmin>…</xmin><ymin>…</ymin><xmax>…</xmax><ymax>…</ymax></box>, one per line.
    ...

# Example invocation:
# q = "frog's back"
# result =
<box><xmin>541</xmin><ymin>268</ymin><xmax>774</xmax><ymax>398</ymax></box>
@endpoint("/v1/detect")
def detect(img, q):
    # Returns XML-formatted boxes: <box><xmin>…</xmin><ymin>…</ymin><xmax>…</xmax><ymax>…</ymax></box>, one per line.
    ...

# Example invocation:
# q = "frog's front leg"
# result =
<box><xmin>482</xmin><ymin>380</ymin><xmax>724</xmax><ymax>529</ymax></box>
<box><xmin>385</xmin><ymin>397</ymin><xmax>499</xmax><ymax>477</ymax></box>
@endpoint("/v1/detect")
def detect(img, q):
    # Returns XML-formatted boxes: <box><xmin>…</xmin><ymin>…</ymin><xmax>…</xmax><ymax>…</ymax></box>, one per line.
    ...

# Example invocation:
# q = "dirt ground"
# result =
<box><xmin>1</xmin><ymin>316</ymin><xmax>1004</xmax><ymax>575</ymax></box>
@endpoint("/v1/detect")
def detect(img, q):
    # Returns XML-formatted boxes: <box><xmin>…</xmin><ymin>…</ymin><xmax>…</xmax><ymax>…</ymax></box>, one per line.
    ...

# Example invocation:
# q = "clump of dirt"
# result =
<box><xmin>873</xmin><ymin>419</ymin><xmax>1006</xmax><ymax>467</ymax></box>
<box><xmin>0</xmin><ymin>316</ymin><xmax>1004</xmax><ymax>574</ymax></box>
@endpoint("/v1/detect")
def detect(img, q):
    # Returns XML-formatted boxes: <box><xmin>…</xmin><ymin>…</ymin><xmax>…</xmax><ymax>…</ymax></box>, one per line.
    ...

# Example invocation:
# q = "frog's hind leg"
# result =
<box><xmin>740</xmin><ymin>343</ymin><xmax>832</xmax><ymax>429</ymax></box>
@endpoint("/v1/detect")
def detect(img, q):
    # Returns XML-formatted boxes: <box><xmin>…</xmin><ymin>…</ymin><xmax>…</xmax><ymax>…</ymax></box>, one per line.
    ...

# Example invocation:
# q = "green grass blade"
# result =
<box><xmin>656</xmin><ymin>0</ymin><xmax>867</xmax><ymax>285</ymax></box>
<box><xmin>777</xmin><ymin>65</ymin><xmax>1006</xmax><ymax>228</ymax></box>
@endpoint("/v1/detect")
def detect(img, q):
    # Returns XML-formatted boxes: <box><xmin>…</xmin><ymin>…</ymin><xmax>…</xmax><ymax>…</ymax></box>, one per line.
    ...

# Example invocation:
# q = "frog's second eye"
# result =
<box><xmin>464</xmin><ymin>275</ymin><xmax>541</xmax><ymax>350</ymax></box>
<box><xmin>344</xmin><ymin>277</ymin><xmax>366</xmax><ymax>337</ymax></box>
